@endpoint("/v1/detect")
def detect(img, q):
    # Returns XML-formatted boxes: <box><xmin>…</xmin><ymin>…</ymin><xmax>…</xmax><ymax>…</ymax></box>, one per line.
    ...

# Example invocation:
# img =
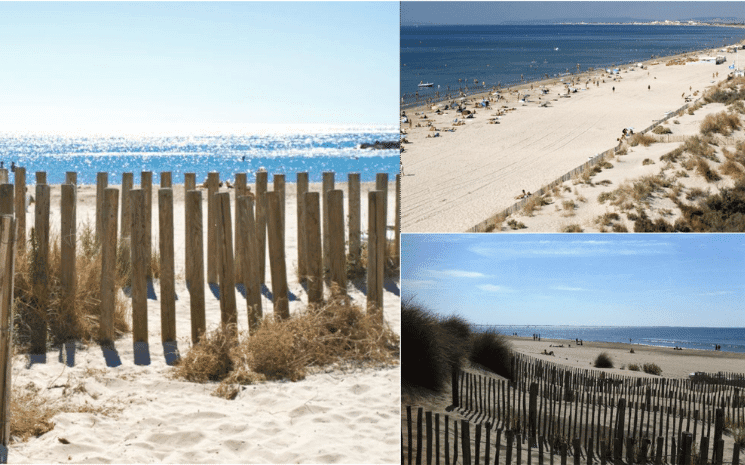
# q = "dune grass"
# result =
<box><xmin>13</xmin><ymin>222</ymin><xmax>130</xmax><ymax>352</ymax></box>
<box><xmin>629</xmin><ymin>133</ymin><xmax>656</xmax><ymax>147</ymax></box>
<box><xmin>700</xmin><ymin>111</ymin><xmax>741</xmax><ymax>136</ymax></box>
<box><xmin>643</xmin><ymin>363</ymin><xmax>662</xmax><ymax>376</ymax></box>
<box><xmin>176</xmin><ymin>293</ymin><xmax>399</xmax><ymax>398</ymax></box>
<box><xmin>675</xmin><ymin>178</ymin><xmax>745</xmax><ymax>231</ymax></box>
<box><xmin>469</xmin><ymin>330</ymin><xmax>513</xmax><ymax>379</ymax></box>
<box><xmin>594</xmin><ymin>352</ymin><xmax>613</xmax><ymax>368</ymax></box>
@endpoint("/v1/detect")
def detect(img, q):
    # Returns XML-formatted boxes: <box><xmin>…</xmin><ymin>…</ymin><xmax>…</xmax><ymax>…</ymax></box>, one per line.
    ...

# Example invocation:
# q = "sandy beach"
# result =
<box><xmin>401</xmin><ymin>46</ymin><xmax>744</xmax><ymax>232</ymax></box>
<box><xmin>8</xmin><ymin>179</ymin><xmax>401</xmax><ymax>464</ymax></box>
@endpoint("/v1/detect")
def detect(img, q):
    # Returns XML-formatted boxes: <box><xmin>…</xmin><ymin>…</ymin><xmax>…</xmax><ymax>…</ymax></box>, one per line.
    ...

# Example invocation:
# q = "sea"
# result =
<box><xmin>0</xmin><ymin>129</ymin><xmax>400</xmax><ymax>185</ymax></box>
<box><xmin>401</xmin><ymin>24</ymin><xmax>745</xmax><ymax>104</ymax></box>
<box><xmin>481</xmin><ymin>325</ymin><xmax>745</xmax><ymax>354</ymax></box>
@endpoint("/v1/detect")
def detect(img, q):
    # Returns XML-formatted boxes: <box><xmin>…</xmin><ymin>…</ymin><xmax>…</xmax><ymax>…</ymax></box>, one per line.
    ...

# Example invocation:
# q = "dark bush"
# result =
<box><xmin>643</xmin><ymin>363</ymin><xmax>663</xmax><ymax>376</ymax></box>
<box><xmin>469</xmin><ymin>330</ymin><xmax>513</xmax><ymax>380</ymax></box>
<box><xmin>594</xmin><ymin>352</ymin><xmax>614</xmax><ymax>368</ymax></box>
<box><xmin>402</xmin><ymin>301</ymin><xmax>452</xmax><ymax>396</ymax></box>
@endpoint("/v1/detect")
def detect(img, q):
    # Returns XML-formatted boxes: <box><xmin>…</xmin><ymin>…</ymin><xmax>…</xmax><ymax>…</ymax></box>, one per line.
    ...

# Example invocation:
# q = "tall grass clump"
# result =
<box><xmin>347</xmin><ymin>240</ymin><xmax>399</xmax><ymax>281</ymax></box>
<box><xmin>696</xmin><ymin>158</ymin><xmax>722</xmax><ymax>183</ymax></box>
<box><xmin>13</xmin><ymin>222</ymin><xmax>130</xmax><ymax>351</ymax></box>
<box><xmin>176</xmin><ymin>294</ymin><xmax>399</xmax><ymax>397</ymax></box>
<box><xmin>629</xmin><ymin>133</ymin><xmax>656</xmax><ymax>147</ymax></box>
<box><xmin>594</xmin><ymin>352</ymin><xmax>614</xmax><ymax>368</ymax></box>
<box><xmin>469</xmin><ymin>329</ymin><xmax>513</xmax><ymax>379</ymax></box>
<box><xmin>642</xmin><ymin>363</ymin><xmax>662</xmax><ymax>376</ymax></box>
<box><xmin>683</xmin><ymin>136</ymin><xmax>718</xmax><ymax>161</ymax></box>
<box><xmin>676</xmin><ymin>178</ymin><xmax>745</xmax><ymax>231</ymax></box>
<box><xmin>700</xmin><ymin>111</ymin><xmax>741</xmax><ymax>136</ymax></box>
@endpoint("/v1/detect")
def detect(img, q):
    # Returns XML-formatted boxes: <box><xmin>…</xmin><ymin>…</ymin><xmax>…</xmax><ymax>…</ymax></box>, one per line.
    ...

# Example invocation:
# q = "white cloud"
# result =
<box><xmin>431</xmin><ymin>269</ymin><xmax>488</xmax><ymax>278</ymax></box>
<box><xmin>552</xmin><ymin>286</ymin><xmax>587</xmax><ymax>291</ymax></box>
<box><xmin>477</xmin><ymin>284</ymin><xmax>508</xmax><ymax>293</ymax></box>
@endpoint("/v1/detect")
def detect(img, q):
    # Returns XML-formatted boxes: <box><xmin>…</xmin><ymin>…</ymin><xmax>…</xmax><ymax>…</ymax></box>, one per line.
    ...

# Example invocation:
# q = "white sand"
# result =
<box><xmin>401</xmin><ymin>47</ymin><xmax>743</xmax><ymax>232</ymax></box>
<box><xmin>8</xmin><ymin>180</ymin><xmax>400</xmax><ymax>464</ymax></box>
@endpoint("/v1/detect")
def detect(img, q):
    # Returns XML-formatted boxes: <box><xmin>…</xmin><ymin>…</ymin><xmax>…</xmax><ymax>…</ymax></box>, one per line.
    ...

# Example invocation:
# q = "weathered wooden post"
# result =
<box><xmin>237</xmin><ymin>195</ymin><xmax>262</xmax><ymax>333</ymax></box>
<box><xmin>207</xmin><ymin>172</ymin><xmax>219</xmax><ymax>284</ymax></box>
<box><xmin>713</xmin><ymin>408</ymin><xmax>724</xmax><ymax>464</ymax></box>
<box><xmin>141</xmin><ymin>171</ymin><xmax>153</xmax><ymax>277</ymax></box>
<box><xmin>160</xmin><ymin>172</ymin><xmax>172</xmax><ymax>189</ymax></box>
<box><xmin>184</xmin><ymin>173</ymin><xmax>196</xmax><ymax>288</ymax></box>
<box><xmin>0</xmin><ymin>186</ymin><xmax>12</xmax><ymax>216</ymax></box>
<box><xmin>255</xmin><ymin>170</ymin><xmax>268</xmax><ymax>284</ymax></box>
<box><xmin>376</xmin><ymin>173</ymin><xmax>389</xmax><ymax>261</ymax></box>
<box><xmin>304</xmin><ymin>192</ymin><xmax>323</xmax><ymax>304</ymax></box>
<box><xmin>234</xmin><ymin>173</ymin><xmax>247</xmax><ymax>286</ymax></box>
<box><xmin>31</xmin><ymin>184</ymin><xmax>50</xmax><ymax>354</ymax></box>
<box><xmin>60</xmin><ymin>184</ymin><xmax>76</xmax><ymax>322</ymax></box>
<box><xmin>159</xmin><ymin>188</ymin><xmax>175</xmax><ymax>343</ymax></box>
<box><xmin>130</xmin><ymin>189</ymin><xmax>148</xmax><ymax>345</ymax></box>
<box><xmin>99</xmin><ymin>188</ymin><xmax>118</xmax><ymax>344</ymax></box>
<box><xmin>296</xmin><ymin>172</ymin><xmax>308</xmax><ymax>281</ymax></box>
<box><xmin>366</xmin><ymin>190</ymin><xmax>385</xmax><ymax>319</ymax></box>
<box><xmin>530</xmin><ymin>382</ymin><xmax>539</xmax><ymax>444</ymax></box>
<box><xmin>348</xmin><ymin>173</ymin><xmax>361</xmax><ymax>266</ymax></box>
<box><xmin>0</xmin><ymin>170</ymin><xmax>6</xmax><ymax>184</ymax></box>
<box><xmin>13</xmin><ymin>167</ymin><xmax>25</xmax><ymax>255</ymax></box>
<box><xmin>0</xmin><ymin>215</ymin><xmax>16</xmax><ymax>455</ymax></box>
<box><xmin>96</xmin><ymin>172</ymin><xmax>108</xmax><ymax>244</ymax></box>
<box><xmin>395</xmin><ymin>173</ymin><xmax>401</xmax><ymax>263</ymax></box>
<box><xmin>274</xmin><ymin>173</ymin><xmax>285</xmax><ymax>250</ymax></box>
<box><xmin>267</xmin><ymin>191</ymin><xmax>289</xmax><ymax>319</ymax></box>
<box><xmin>185</xmin><ymin>190</ymin><xmax>205</xmax><ymax>343</ymax></box>
<box><xmin>328</xmin><ymin>189</ymin><xmax>346</xmax><ymax>294</ymax></box>
<box><xmin>65</xmin><ymin>172</ymin><xmax>77</xmax><ymax>185</ymax></box>
<box><xmin>120</xmin><ymin>173</ymin><xmax>133</xmax><ymax>239</ymax></box>
<box><xmin>322</xmin><ymin>171</ymin><xmax>334</xmax><ymax>274</ymax></box>
<box><xmin>215</xmin><ymin>192</ymin><xmax>237</xmax><ymax>333</ymax></box>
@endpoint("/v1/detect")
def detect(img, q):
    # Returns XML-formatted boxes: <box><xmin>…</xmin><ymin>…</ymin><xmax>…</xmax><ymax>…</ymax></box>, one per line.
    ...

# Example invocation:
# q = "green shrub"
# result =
<box><xmin>643</xmin><ymin>363</ymin><xmax>662</xmax><ymax>376</ymax></box>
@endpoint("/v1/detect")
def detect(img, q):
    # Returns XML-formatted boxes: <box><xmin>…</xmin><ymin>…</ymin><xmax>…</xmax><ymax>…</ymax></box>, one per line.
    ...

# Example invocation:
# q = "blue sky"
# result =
<box><xmin>0</xmin><ymin>2</ymin><xmax>398</xmax><ymax>134</ymax></box>
<box><xmin>402</xmin><ymin>234</ymin><xmax>745</xmax><ymax>327</ymax></box>
<box><xmin>401</xmin><ymin>2</ymin><xmax>745</xmax><ymax>25</ymax></box>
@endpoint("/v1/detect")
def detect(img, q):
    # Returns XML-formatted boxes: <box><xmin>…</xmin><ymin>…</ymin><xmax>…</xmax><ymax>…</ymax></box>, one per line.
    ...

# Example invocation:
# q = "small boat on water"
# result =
<box><xmin>418</xmin><ymin>80</ymin><xmax>434</xmax><ymax>87</ymax></box>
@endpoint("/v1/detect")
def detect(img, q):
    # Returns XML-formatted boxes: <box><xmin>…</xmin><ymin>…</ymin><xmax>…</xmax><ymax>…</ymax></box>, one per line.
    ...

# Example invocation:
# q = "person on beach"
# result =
<box><xmin>612</xmin><ymin>86</ymin><xmax>615</xmax><ymax>92</ymax></box>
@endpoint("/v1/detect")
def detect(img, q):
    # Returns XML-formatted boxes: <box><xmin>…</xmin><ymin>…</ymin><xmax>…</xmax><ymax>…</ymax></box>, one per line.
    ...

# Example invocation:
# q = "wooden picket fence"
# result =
<box><xmin>405</xmin><ymin>351</ymin><xmax>745</xmax><ymax>465</ymax></box>
<box><xmin>402</xmin><ymin>405</ymin><xmax>743</xmax><ymax>465</ymax></box>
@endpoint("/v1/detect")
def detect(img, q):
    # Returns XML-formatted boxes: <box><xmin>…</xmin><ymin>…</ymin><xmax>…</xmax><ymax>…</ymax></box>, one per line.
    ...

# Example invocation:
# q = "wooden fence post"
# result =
<box><xmin>328</xmin><ymin>189</ymin><xmax>346</xmax><ymax>294</ymax></box>
<box><xmin>304</xmin><ymin>192</ymin><xmax>323</xmax><ymax>304</ymax></box>
<box><xmin>297</xmin><ymin>172</ymin><xmax>308</xmax><ymax>281</ymax></box>
<box><xmin>274</xmin><ymin>174</ymin><xmax>285</xmax><ymax>251</ymax></box>
<box><xmin>530</xmin><ymin>382</ymin><xmax>539</xmax><ymax>443</ymax></box>
<box><xmin>32</xmin><ymin>184</ymin><xmax>50</xmax><ymax>354</ymax></box>
<box><xmin>185</xmin><ymin>190</ymin><xmax>205</xmax><ymax>343</ymax></box>
<box><xmin>141</xmin><ymin>171</ymin><xmax>153</xmax><ymax>278</ymax></box>
<box><xmin>13</xmin><ymin>168</ymin><xmax>25</xmax><ymax>255</ymax></box>
<box><xmin>100</xmin><ymin>188</ymin><xmax>119</xmax><ymax>344</ymax></box>
<box><xmin>216</xmin><ymin>192</ymin><xmax>237</xmax><ymax>334</ymax></box>
<box><xmin>65</xmin><ymin>172</ymin><xmax>77</xmax><ymax>185</ymax></box>
<box><xmin>159</xmin><ymin>188</ymin><xmax>175</xmax><ymax>343</ymax></box>
<box><xmin>0</xmin><ymin>171</ymin><xmax>6</xmax><ymax>185</ymax></box>
<box><xmin>322</xmin><ymin>171</ymin><xmax>334</xmax><ymax>274</ymax></box>
<box><xmin>184</xmin><ymin>173</ymin><xmax>196</xmax><ymax>288</ymax></box>
<box><xmin>120</xmin><ymin>173</ymin><xmax>133</xmax><ymax>239</ymax></box>
<box><xmin>255</xmin><ymin>170</ymin><xmax>268</xmax><ymax>284</ymax></box>
<box><xmin>348</xmin><ymin>173</ymin><xmax>360</xmax><ymax>266</ymax></box>
<box><xmin>237</xmin><ymin>195</ymin><xmax>262</xmax><ymax>333</ymax></box>
<box><xmin>394</xmin><ymin>173</ymin><xmax>401</xmax><ymax>263</ymax></box>
<box><xmin>160</xmin><ymin>172</ymin><xmax>172</xmax><ymax>189</ymax></box>
<box><xmin>130</xmin><ymin>189</ymin><xmax>148</xmax><ymax>344</ymax></box>
<box><xmin>461</xmin><ymin>420</ymin><xmax>472</xmax><ymax>465</ymax></box>
<box><xmin>0</xmin><ymin>215</ymin><xmax>16</xmax><ymax>453</ymax></box>
<box><xmin>267</xmin><ymin>191</ymin><xmax>289</xmax><ymax>319</ymax></box>
<box><xmin>0</xmin><ymin>186</ymin><xmax>12</xmax><ymax>216</ymax></box>
<box><xmin>35</xmin><ymin>172</ymin><xmax>46</xmax><ymax>185</ymax></box>
<box><xmin>60</xmin><ymin>184</ymin><xmax>76</xmax><ymax>324</ymax></box>
<box><xmin>366</xmin><ymin>191</ymin><xmax>385</xmax><ymax>319</ymax></box>
<box><xmin>376</xmin><ymin>173</ymin><xmax>389</xmax><ymax>261</ymax></box>
<box><xmin>96</xmin><ymin>172</ymin><xmax>108</xmax><ymax>244</ymax></box>
<box><xmin>234</xmin><ymin>173</ymin><xmax>247</xmax><ymax>286</ymax></box>
<box><xmin>713</xmin><ymin>408</ymin><xmax>724</xmax><ymax>464</ymax></box>
<box><xmin>207</xmin><ymin>172</ymin><xmax>219</xmax><ymax>284</ymax></box>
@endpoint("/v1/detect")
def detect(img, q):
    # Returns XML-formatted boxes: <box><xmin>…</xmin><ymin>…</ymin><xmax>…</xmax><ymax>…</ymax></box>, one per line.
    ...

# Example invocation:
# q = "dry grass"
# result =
<box><xmin>700</xmin><ymin>111</ymin><xmax>741</xmax><ymax>136</ymax></box>
<box><xmin>652</xmin><ymin>125</ymin><xmax>672</xmax><ymax>135</ymax></box>
<box><xmin>696</xmin><ymin>158</ymin><xmax>722</xmax><ymax>183</ymax></box>
<box><xmin>720</xmin><ymin>158</ymin><xmax>745</xmax><ymax>179</ymax></box>
<box><xmin>642</xmin><ymin>158</ymin><xmax>655</xmax><ymax>166</ymax></box>
<box><xmin>521</xmin><ymin>194</ymin><xmax>549</xmax><ymax>217</ymax></box>
<box><xmin>609</xmin><ymin>175</ymin><xmax>672</xmax><ymax>208</ymax></box>
<box><xmin>629</xmin><ymin>133</ymin><xmax>656</xmax><ymax>147</ymax></box>
<box><xmin>687</xmin><ymin>101</ymin><xmax>704</xmax><ymax>115</ymax></box>
<box><xmin>562</xmin><ymin>224</ymin><xmax>582</xmax><ymax>233</ymax></box>
<box><xmin>346</xmin><ymin>240</ymin><xmax>399</xmax><ymax>281</ymax></box>
<box><xmin>14</xmin><ymin>222</ymin><xmax>130</xmax><ymax>352</ymax></box>
<box><xmin>595</xmin><ymin>212</ymin><xmax>620</xmax><ymax>227</ymax></box>
<box><xmin>683</xmin><ymin>136</ymin><xmax>718</xmax><ymax>161</ymax></box>
<box><xmin>660</xmin><ymin>147</ymin><xmax>685</xmax><ymax>164</ymax></box>
<box><xmin>507</xmin><ymin>219</ymin><xmax>527</xmax><ymax>230</ymax></box>
<box><xmin>173</xmin><ymin>293</ymin><xmax>399</xmax><ymax>394</ymax></box>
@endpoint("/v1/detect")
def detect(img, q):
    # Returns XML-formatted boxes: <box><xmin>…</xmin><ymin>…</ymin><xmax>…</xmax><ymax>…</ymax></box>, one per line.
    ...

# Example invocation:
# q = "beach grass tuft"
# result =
<box><xmin>469</xmin><ymin>329</ymin><xmax>513</xmax><ymax>379</ymax></box>
<box><xmin>700</xmin><ymin>111</ymin><xmax>741</xmax><ymax>136</ymax></box>
<box><xmin>594</xmin><ymin>352</ymin><xmax>613</xmax><ymax>368</ymax></box>
<box><xmin>629</xmin><ymin>133</ymin><xmax>656</xmax><ymax>147</ymax></box>
<box><xmin>696</xmin><ymin>158</ymin><xmax>722</xmax><ymax>183</ymax></box>
<box><xmin>675</xmin><ymin>178</ymin><xmax>745</xmax><ymax>231</ymax></box>
<box><xmin>642</xmin><ymin>363</ymin><xmax>662</xmax><ymax>376</ymax></box>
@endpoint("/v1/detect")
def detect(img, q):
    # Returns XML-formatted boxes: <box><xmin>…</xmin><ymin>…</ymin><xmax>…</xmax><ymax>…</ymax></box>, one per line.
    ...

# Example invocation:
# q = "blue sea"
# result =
<box><xmin>401</xmin><ymin>25</ymin><xmax>745</xmax><ymax>103</ymax></box>
<box><xmin>482</xmin><ymin>325</ymin><xmax>745</xmax><ymax>354</ymax></box>
<box><xmin>0</xmin><ymin>129</ymin><xmax>399</xmax><ymax>185</ymax></box>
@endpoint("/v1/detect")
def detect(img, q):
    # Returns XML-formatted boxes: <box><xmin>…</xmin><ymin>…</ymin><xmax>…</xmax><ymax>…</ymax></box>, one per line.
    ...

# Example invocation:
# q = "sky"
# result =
<box><xmin>401</xmin><ymin>2</ymin><xmax>745</xmax><ymax>25</ymax></box>
<box><xmin>0</xmin><ymin>2</ymin><xmax>398</xmax><ymax>135</ymax></box>
<box><xmin>402</xmin><ymin>234</ymin><xmax>745</xmax><ymax>327</ymax></box>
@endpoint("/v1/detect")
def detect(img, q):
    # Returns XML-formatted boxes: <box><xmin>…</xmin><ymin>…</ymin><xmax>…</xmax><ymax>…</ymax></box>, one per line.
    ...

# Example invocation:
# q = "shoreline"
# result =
<box><xmin>401</xmin><ymin>25</ymin><xmax>745</xmax><ymax>107</ymax></box>
<box><xmin>401</xmin><ymin>41</ymin><xmax>745</xmax><ymax>232</ymax></box>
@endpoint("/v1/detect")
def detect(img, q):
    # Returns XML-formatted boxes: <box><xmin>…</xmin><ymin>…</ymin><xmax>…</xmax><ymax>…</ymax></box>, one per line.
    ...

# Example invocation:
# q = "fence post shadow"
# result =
<box><xmin>147</xmin><ymin>279</ymin><xmax>157</xmax><ymax>300</ymax></box>
<box><xmin>56</xmin><ymin>341</ymin><xmax>77</xmax><ymax>367</ymax></box>
<box><xmin>209</xmin><ymin>282</ymin><xmax>220</xmax><ymax>300</ymax></box>
<box><xmin>383</xmin><ymin>277</ymin><xmax>400</xmax><ymax>297</ymax></box>
<box><xmin>25</xmin><ymin>353</ymin><xmax>46</xmax><ymax>368</ymax></box>
<box><xmin>133</xmin><ymin>341</ymin><xmax>151</xmax><ymax>366</ymax></box>
<box><xmin>162</xmin><ymin>341</ymin><xmax>180</xmax><ymax>366</ymax></box>
<box><xmin>260</xmin><ymin>283</ymin><xmax>299</xmax><ymax>303</ymax></box>
<box><xmin>101</xmin><ymin>341</ymin><xmax>122</xmax><ymax>368</ymax></box>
